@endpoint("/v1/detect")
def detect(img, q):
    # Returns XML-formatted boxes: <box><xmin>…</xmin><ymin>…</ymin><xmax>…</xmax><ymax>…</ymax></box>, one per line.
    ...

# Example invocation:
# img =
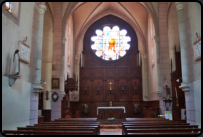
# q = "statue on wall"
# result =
<box><xmin>82</xmin><ymin>104</ymin><xmax>88</xmax><ymax>114</ymax></box>
<box><xmin>133</xmin><ymin>102</ymin><xmax>139</xmax><ymax>114</ymax></box>
<box><xmin>11</xmin><ymin>49</ymin><xmax>20</xmax><ymax>76</ymax></box>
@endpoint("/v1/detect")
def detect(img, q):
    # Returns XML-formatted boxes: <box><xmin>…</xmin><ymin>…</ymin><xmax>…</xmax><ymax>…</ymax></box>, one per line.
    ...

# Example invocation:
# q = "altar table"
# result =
<box><xmin>97</xmin><ymin>106</ymin><xmax>126</xmax><ymax>115</ymax></box>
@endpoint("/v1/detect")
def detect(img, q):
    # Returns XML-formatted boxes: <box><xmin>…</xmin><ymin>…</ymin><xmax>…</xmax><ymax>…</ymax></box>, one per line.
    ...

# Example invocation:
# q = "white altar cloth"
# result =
<box><xmin>97</xmin><ymin>106</ymin><xmax>126</xmax><ymax>115</ymax></box>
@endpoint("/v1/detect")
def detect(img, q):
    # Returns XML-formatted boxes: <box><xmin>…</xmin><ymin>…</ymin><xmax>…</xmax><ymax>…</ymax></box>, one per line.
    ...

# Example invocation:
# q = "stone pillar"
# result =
<box><xmin>33</xmin><ymin>4</ymin><xmax>47</xmax><ymax>92</ymax></box>
<box><xmin>61</xmin><ymin>37</ymin><xmax>66</xmax><ymax>100</ymax></box>
<box><xmin>175</xmin><ymin>2</ymin><xmax>190</xmax><ymax>93</ymax></box>
<box><xmin>142</xmin><ymin>53</ymin><xmax>148</xmax><ymax>99</ymax></box>
<box><xmin>154</xmin><ymin>36</ymin><xmax>162</xmax><ymax>97</ymax></box>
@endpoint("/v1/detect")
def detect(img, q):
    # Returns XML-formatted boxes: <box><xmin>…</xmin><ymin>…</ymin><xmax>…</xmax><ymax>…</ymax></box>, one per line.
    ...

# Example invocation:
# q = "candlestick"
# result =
<box><xmin>175</xmin><ymin>87</ymin><xmax>178</xmax><ymax>98</ymax></box>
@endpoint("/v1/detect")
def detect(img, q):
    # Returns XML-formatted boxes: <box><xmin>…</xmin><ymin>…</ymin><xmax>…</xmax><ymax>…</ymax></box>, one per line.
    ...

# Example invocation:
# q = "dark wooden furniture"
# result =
<box><xmin>122</xmin><ymin>117</ymin><xmax>200</xmax><ymax>136</ymax></box>
<box><xmin>3</xmin><ymin>118</ymin><xmax>100</xmax><ymax>135</ymax></box>
<box><xmin>171</xmin><ymin>47</ymin><xmax>186</xmax><ymax>121</ymax></box>
<box><xmin>38</xmin><ymin>116</ymin><xmax>44</xmax><ymax>124</ymax></box>
<box><xmin>3</xmin><ymin>130</ymin><xmax>94</xmax><ymax>135</ymax></box>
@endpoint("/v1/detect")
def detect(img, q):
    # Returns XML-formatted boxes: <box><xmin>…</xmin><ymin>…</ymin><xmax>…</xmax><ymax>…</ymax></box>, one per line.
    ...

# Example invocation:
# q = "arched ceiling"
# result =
<box><xmin>58</xmin><ymin>2</ymin><xmax>162</xmax><ymax>54</ymax></box>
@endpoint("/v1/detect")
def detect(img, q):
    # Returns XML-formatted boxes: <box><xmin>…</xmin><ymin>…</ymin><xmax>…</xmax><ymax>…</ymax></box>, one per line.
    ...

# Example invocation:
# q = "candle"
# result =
<box><xmin>175</xmin><ymin>87</ymin><xmax>178</xmax><ymax>98</ymax></box>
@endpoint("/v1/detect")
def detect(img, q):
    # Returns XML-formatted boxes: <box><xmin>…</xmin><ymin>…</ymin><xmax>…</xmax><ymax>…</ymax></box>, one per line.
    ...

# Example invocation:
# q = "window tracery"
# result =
<box><xmin>91</xmin><ymin>26</ymin><xmax>131</xmax><ymax>61</ymax></box>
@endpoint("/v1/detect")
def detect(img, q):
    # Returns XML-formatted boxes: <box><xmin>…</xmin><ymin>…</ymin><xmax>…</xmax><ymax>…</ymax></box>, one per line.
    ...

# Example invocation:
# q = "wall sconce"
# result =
<box><xmin>176</xmin><ymin>78</ymin><xmax>182</xmax><ymax>82</ymax></box>
<box><xmin>40</xmin><ymin>80</ymin><xmax>46</xmax><ymax>85</ymax></box>
<box><xmin>45</xmin><ymin>90</ymin><xmax>49</xmax><ymax>100</ymax></box>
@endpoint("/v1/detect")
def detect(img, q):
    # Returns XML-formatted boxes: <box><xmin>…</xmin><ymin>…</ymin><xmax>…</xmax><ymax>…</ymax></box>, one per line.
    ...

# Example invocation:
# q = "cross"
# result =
<box><xmin>109</xmin><ymin>81</ymin><xmax>113</xmax><ymax>90</ymax></box>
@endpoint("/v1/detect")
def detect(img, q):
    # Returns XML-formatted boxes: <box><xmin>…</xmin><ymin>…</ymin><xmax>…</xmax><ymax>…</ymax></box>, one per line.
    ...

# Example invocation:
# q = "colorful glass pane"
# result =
<box><xmin>91</xmin><ymin>26</ymin><xmax>131</xmax><ymax>61</ymax></box>
<box><xmin>5</xmin><ymin>2</ymin><xmax>12</xmax><ymax>12</ymax></box>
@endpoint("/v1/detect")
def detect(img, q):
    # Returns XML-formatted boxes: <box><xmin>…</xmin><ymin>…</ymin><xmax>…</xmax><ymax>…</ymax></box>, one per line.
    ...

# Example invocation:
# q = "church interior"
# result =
<box><xmin>2</xmin><ymin>2</ymin><xmax>201</xmax><ymax>135</ymax></box>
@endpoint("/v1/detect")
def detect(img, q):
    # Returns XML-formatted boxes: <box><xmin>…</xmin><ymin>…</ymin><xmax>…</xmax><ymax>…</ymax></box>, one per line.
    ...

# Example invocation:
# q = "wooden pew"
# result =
<box><xmin>122</xmin><ymin>122</ymin><xmax>189</xmax><ymax>125</ymax></box>
<box><xmin>122</xmin><ymin>125</ymin><xmax>199</xmax><ymax>135</ymax></box>
<box><xmin>56</xmin><ymin>118</ymin><xmax>97</xmax><ymax>121</ymax></box>
<box><xmin>126</xmin><ymin>128</ymin><xmax>201</xmax><ymax>133</ymax></box>
<box><xmin>34</xmin><ymin>123</ymin><xmax>100</xmax><ymax>126</ymax></box>
<box><xmin>3</xmin><ymin>130</ymin><xmax>94</xmax><ymax>135</ymax></box>
<box><xmin>126</xmin><ymin>118</ymin><xmax>168</xmax><ymax>121</ymax></box>
<box><xmin>122</xmin><ymin>123</ymin><xmax>190</xmax><ymax>126</ymax></box>
<box><xmin>27</xmin><ymin>125</ymin><xmax>100</xmax><ymax>135</ymax></box>
<box><xmin>18</xmin><ymin>127</ymin><xmax>98</xmax><ymax>135</ymax></box>
<box><xmin>126</xmin><ymin>133</ymin><xmax>200</xmax><ymax>135</ymax></box>
<box><xmin>125</xmin><ymin>120</ymin><xmax>185</xmax><ymax>124</ymax></box>
<box><xmin>41</xmin><ymin>121</ymin><xmax>100</xmax><ymax>124</ymax></box>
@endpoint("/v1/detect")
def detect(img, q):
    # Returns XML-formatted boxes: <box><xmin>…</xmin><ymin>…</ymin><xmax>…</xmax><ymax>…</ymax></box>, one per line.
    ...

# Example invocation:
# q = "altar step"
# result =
<box><xmin>100</xmin><ymin>124</ymin><xmax>122</xmax><ymax>129</ymax></box>
<box><xmin>100</xmin><ymin>123</ymin><xmax>122</xmax><ymax>133</ymax></box>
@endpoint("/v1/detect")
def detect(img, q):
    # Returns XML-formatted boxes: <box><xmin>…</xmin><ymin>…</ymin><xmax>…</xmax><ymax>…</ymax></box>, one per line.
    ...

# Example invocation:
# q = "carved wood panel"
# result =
<box><xmin>130</xmin><ymin>79</ymin><xmax>142</xmax><ymax>101</ymax></box>
<box><xmin>80</xmin><ymin>80</ymin><xmax>92</xmax><ymax>101</ymax></box>
<box><xmin>118</xmin><ymin>79</ymin><xmax>128</xmax><ymax>101</ymax></box>
<box><xmin>92</xmin><ymin>80</ymin><xmax>103</xmax><ymax>101</ymax></box>
<box><xmin>81</xmin><ymin>68</ymin><xmax>91</xmax><ymax>80</ymax></box>
<box><xmin>105</xmin><ymin>79</ymin><xmax>115</xmax><ymax>101</ymax></box>
<box><xmin>93</xmin><ymin>68</ymin><xmax>104</xmax><ymax>80</ymax></box>
<box><xmin>105</xmin><ymin>68</ymin><xmax>116</xmax><ymax>79</ymax></box>
<box><xmin>118</xmin><ymin>68</ymin><xmax>128</xmax><ymax>79</ymax></box>
<box><xmin>77</xmin><ymin>15</ymin><xmax>145</xmax><ymax>118</ymax></box>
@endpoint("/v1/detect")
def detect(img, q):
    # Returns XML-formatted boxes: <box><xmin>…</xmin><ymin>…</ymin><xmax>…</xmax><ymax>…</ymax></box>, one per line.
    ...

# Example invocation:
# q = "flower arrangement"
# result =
<box><xmin>163</xmin><ymin>97</ymin><xmax>166</xmax><ymax>100</ymax></box>
<box><xmin>107</xmin><ymin>117</ymin><xmax>115</xmax><ymax>121</ymax></box>
<box><xmin>82</xmin><ymin>104</ymin><xmax>88</xmax><ymax>114</ymax></box>
<box><xmin>65</xmin><ymin>110</ymin><xmax>69</xmax><ymax>118</ymax></box>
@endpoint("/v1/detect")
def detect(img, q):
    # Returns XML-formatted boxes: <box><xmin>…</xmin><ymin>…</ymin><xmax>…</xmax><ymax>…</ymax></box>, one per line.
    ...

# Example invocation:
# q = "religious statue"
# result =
<box><xmin>165</xmin><ymin>84</ymin><xmax>170</xmax><ymax>100</ymax></box>
<box><xmin>82</xmin><ymin>104</ymin><xmax>88</xmax><ymax>114</ymax></box>
<box><xmin>133</xmin><ymin>102</ymin><xmax>139</xmax><ymax>113</ymax></box>
<box><xmin>11</xmin><ymin>49</ymin><xmax>20</xmax><ymax>76</ymax></box>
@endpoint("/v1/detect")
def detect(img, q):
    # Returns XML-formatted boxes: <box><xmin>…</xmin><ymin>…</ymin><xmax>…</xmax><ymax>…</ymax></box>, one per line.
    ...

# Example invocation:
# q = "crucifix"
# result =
<box><xmin>109</xmin><ymin>81</ymin><xmax>113</xmax><ymax>90</ymax></box>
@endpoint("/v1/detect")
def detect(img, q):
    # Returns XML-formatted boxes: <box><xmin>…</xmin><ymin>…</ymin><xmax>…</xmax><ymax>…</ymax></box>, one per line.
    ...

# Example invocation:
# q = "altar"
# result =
<box><xmin>97</xmin><ymin>106</ymin><xmax>126</xmax><ymax>119</ymax></box>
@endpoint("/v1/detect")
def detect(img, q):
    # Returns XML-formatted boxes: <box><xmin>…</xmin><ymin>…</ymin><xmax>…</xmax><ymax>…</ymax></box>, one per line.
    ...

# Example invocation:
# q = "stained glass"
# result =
<box><xmin>5</xmin><ymin>2</ymin><xmax>12</xmax><ymax>12</ymax></box>
<box><xmin>91</xmin><ymin>26</ymin><xmax>131</xmax><ymax>61</ymax></box>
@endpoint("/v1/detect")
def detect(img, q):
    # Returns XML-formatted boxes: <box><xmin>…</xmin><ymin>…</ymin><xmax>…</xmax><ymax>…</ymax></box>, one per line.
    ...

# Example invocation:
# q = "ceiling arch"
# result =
<box><xmin>62</xmin><ymin>2</ymin><xmax>159</xmax><ymax>38</ymax></box>
<box><xmin>74</xmin><ymin>8</ymin><xmax>146</xmax><ymax>55</ymax></box>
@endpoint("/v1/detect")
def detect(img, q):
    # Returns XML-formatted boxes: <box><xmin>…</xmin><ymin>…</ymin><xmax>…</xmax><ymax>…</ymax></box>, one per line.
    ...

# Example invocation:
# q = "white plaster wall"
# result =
<box><xmin>62</xmin><ymin>2</ymin><xmax>69</xmax><ymax>19</ymax></box>
<box><xmin>188</xmin><ymin>2</ymin><xmax>201</xmax><ymax>128</ymax></box>
<box><xmin>51</xmin><ymin>91</ymin><xmax>61</xmax><ymax>121</ymax></box>
<box><xmin>2</xmin><ymin>2</ymin><xmax>34</xmax><ymax>80</ymax></box>
<box><xmin>168</xmin><ymin>2</ymin><xmax>180</xmax><ymax>72</ymax></box>
<box><xmin>2</xmin><ymin>2</ymin><xmax>37</xmax><ymax>131</ymax></box>
<box><xmin>147</xmin><ymin>14</ymin><xmax>159</xmax><ymax>101</ymax></box>
<box><xmin>2</xmin><ymin>76</ymin><xmax>31</xmax><ymax>131</ymax></box>
<box><xmin>41</xmin><ymin>3</ymin><xmax>54</xmax><ymax>110</ymax></box>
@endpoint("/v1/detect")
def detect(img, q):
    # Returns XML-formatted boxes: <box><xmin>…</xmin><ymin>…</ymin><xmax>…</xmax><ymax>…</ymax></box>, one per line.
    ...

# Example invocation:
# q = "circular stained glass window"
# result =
<box><xmin>91</xmin><ymin>26</ymin><xmax>131</xmax><ymax>61</ymax></box>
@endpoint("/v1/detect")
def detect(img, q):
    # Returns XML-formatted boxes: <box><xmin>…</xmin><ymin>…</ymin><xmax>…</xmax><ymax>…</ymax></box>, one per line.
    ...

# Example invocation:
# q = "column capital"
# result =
<box><xmin>156</xmin><ymin>91</ymin><xmax>162</xmax><ymax>97</ymax></box>
<box><xmin>179</xmin><ymin>83</ymin><xmax>190</xmax><ymax>94</ymax></box>
<box><xmin>38</xmin><ymin>4</ymin><xmax>47</xmax><ymax>14</ymax></box>
<box><xmin>62</xmin><ymin>37</ymin><xmax>66</xmax><ymax>45</ymax></box>
<box><xmin>154</xmin><ymin>35</ymin><xmax>159</xmax><ymax>43</ymax></box>
<box><xmin>175</xmin><ymin>2</ymin><xmax>184</xmax><ymax>11</ymax></box>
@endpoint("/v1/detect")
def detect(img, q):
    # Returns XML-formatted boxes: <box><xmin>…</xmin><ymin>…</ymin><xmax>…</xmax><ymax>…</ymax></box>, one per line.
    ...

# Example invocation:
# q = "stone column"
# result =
<box><xmin>154</xmin><ymin>36</ymin><xmax>162</xmax><ymax>97</ymax></box>
<box><xmin>61</xmin><ymin>37</ymin><xmax>66</xmax><ymax>100</ymax></box>
<box><xmin>142</xmin><ymin>53</ymin><xmax>148</xmax><ymax>99</ymax></box>
<box><xmin>175</xmin><ymin>2</ymin><xmax>190</xmax><ymax>93</ymax></box>
<box><xmin>33</xmin><ymin>4</ymin><xmax>47</xmax><ymax>92</ymax></box>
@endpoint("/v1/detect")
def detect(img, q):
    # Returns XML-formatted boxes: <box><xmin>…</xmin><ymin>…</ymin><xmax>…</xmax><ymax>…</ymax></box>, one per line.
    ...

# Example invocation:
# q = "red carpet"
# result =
<box><xmin>100</xmin><ymin>124</ymin><xmax>122</xmax><ymax>132</ymax></box>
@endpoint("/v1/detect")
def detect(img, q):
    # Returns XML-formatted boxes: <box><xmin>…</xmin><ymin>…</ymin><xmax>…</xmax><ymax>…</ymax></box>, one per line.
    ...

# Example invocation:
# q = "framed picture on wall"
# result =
<box><xmin>52</xmin><ymin>78</ymin><xmax>60</xmax><ymax>89</ymax></box>
<box><xmin>18</xmin><ymin>38</ymin><xmax>31</xmax><ymax>64</ymax></box>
